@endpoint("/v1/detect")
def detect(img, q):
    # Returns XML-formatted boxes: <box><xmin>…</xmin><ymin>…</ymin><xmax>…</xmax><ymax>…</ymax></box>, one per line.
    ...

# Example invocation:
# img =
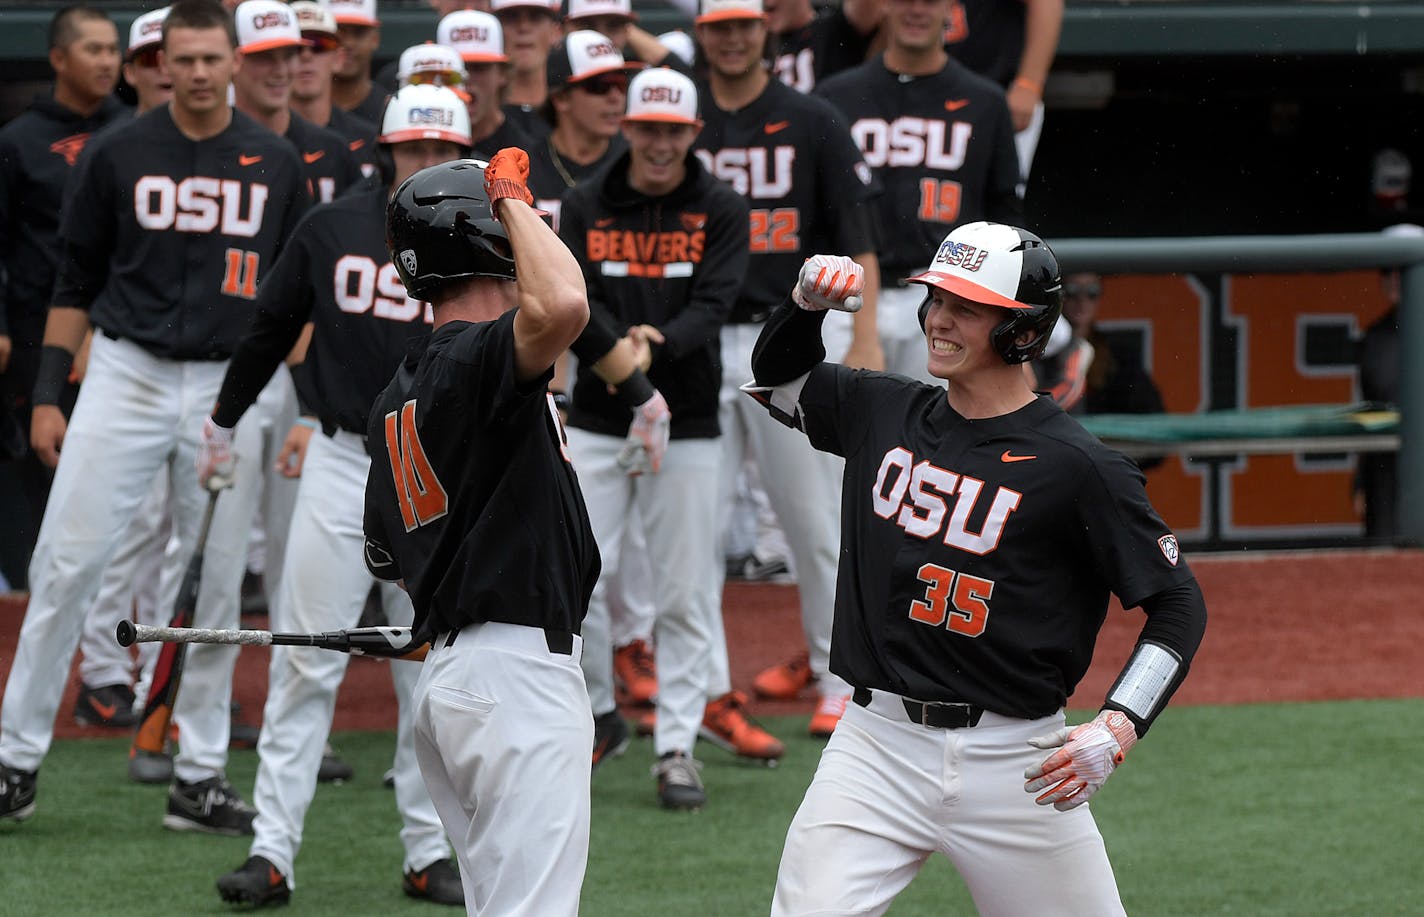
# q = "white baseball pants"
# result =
<box><xmin>248</xmin><ymin>429</ymin><xmax>446</xmax><ymax>884</ymax></box>
<box><xmin>772</xmin><ymin>696</ymin><xmax>1126</xmax><ymax>917</ymax></box>
<box><xmin>565</xmin><ymin>429</ymin><xmax>722</xmax><ymax>756</ymax></box>
<box><xmin>414</xmin><ymin>621</ymin><xmax>592</xmax><ymax>916</ymax></box>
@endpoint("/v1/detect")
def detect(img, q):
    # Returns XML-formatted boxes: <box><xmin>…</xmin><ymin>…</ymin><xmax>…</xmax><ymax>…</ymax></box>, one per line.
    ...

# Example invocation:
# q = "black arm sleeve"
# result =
<box><xmin>751</xmin><ymin>300</ymin><xmax>828</xmax><ymax>386</ymax></box>
<box><xmin>1103</xmin><ymin>577</ymin><xmax>1208</xmax><ymax>737</ymax></box>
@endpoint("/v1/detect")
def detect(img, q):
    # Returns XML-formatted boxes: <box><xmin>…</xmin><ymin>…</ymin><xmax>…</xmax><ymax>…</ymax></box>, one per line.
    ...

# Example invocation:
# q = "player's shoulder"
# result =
<box><xmin>814</xmin><ymin>56</ymin><xmax>882</xmax><ymax>99</ymax></box>
<box><xmin>288</xmin><ymin>112</ymin><xmax>350</xmax><ymax>155</ymax></box>
<box><xmin>297</xmin><ymin>180</ymin><xmax>381</xmax><ymax>229</ymax></box>
<box><xmin>226</xmin><ymin>110</ymin><xmax>303</xmax><ymax>160</ymax></box>
<box><xmin>1023</xmin><ymin>397</ymin><xmax>1133</xmax><ymax>465</ymax></box>
<box><xmin>938</xmin><ymin>57</ymin><xmax>1009</xmax><ymax>102</ymax></box>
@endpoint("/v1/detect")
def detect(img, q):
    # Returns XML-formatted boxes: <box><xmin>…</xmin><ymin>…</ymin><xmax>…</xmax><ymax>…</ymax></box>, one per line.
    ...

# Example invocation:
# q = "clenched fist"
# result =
<box><xmin>792</xmin><ymin>255</ymin><xmax>864</xmax><ymax>313</ymax></box>
<box><xmin>485</xmin><ymin>147</ymin><xmax>534</xmax><ymax>210</ymax></box>
<box><xmin>616</xmin><ymin>390</ymin><xmax>671</xmax><ymax>476</ymax></box>
<box><xmin>197</xmin><ymin>416</ymin><xmax>237</xmax><ymax>491</ymax></box>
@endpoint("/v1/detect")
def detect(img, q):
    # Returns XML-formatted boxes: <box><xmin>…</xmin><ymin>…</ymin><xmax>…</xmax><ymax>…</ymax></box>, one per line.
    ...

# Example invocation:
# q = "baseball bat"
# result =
<box><xmin>117</xmin><ymin>621</ymin><xmax>429</xmax><ymax>662</ymax></box>
<box><xmin>129</xmin><ymin>488</ymin><xmax>221</xmax><ymax>760</ymax></box>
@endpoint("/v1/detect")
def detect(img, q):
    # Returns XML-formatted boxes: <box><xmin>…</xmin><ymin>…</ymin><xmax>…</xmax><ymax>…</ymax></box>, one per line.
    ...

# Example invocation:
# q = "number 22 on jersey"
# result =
<box><xmin>383</xmin><ymin>400</ymin><xmax>449</xmax><ymax>532</ymax></box>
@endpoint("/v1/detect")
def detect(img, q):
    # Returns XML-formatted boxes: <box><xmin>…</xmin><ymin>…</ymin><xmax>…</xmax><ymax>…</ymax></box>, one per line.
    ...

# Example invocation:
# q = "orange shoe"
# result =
<box><xmin>700</xmin><ymin>691</ymin><xmax>785</xmax><ymax>761</ymax></box>
<box><xmin>809</xmin><ymin>692</ymin><xmax>849</xmax><ymax>738</ymax></box>
<box><xmin>752</xmin><ymin>650</ymin><xmax>814</xmax><ymax>700</ymax></box>
<box><xmin>613</xmin><ymin>638</ymin><xmax>658</xmax><ymax>706</ymax></box>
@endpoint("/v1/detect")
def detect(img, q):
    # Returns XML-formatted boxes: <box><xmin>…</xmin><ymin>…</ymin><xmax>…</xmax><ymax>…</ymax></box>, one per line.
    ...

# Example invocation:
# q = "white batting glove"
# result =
<box><xmin>616</xmin><ymin>390</ymin><xmax>671</xmax><ymax>476</ymax></box>
<box><xmin>197</xmin><ymin>416</ymin><xmax>237</xmax><ymax>491</ymax></box>
<box><xmin>1023</xmin><ymin>709</ymin><xmax>1138</xmax><ymax>811</ymax></box>
<box><xmin>792</xmin><ymin>255</ymin><xmax>865</xmax><ymax>313</ymax></box>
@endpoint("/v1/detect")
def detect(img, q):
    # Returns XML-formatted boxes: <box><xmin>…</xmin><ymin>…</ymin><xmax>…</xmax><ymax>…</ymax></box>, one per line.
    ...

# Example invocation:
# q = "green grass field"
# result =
<box><xmin>2</xmin><ymin>699</ymin><xmax>1420</xmax><ymax>915</ymax></box>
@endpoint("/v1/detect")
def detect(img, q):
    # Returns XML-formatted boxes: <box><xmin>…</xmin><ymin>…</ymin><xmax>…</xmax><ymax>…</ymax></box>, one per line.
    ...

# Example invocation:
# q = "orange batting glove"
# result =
<box><xmin>793</xmin><ymin>254</ymin><xmax>864</xmax><ymax>313</ymax></box>
<box><xmin>485</xmin><ymin>147</ymin><xmax>534</xmax><ymax>211</ymax></box>
<box><xmin>1023</xmin><ymin>709</ymin><xmax>1138</xmax><ymax>811</ymax></box>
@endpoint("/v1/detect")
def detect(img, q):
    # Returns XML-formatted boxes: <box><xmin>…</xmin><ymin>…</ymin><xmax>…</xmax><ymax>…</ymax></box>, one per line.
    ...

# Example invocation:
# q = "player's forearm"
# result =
<box><xmin>502</xmin><ymin>199</ymin><xmax>589</xmax><ymax>349</ymax></box>
<box><xmin>588</xmin><ymin>336</ymin><xmax>641</xmax><ymax>386</ymax></box>
<box><xmin>624</xmin><ymin>26</ymin><xmax>669</xmax><ymax>66</ymax></box>
<box><xmin>752</xmin><ymin>300</ymin><xmax>827</xmax><ymax>386</ymax></box>
<box><xmin>1017</xmin><ymin>0</ymin><xmax>1064</xmax><ymax>90</ymax></box>
<box><xmin>32</xmin><ymin>307</ymin><xmax>91</xmax><ymax>406</ymax></box>
<box><xmin>1103</xmin><ymin>577</ymin><xmax>1207</xmax><ymax>736</ymax></box>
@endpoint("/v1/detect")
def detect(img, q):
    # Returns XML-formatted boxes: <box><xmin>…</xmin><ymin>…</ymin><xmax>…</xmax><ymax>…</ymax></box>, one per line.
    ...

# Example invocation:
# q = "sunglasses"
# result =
<box><xmin>407</xmin><ymin>70</ymin><xmax>467</xmax><ymax>88</ymax></box>
<box><xmin>1063</xmin><ymin>283</ymin><xmax>1102</xmax><ymax>299</ymax></box>
<box><xmin>577</xmin><ymin>75</ymin><xmax>627</xmax><ymax>95</ymax></box>
<box><xmin>300</xmin><ymin>34</ymin><xmax>340</xmax><ymax>53</ymax></box>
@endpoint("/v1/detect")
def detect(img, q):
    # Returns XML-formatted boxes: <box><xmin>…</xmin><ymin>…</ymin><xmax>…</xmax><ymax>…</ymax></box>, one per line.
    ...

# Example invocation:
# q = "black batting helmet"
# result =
<box><xmin>912</xmin><ymin>222</ymin><xmax>1062</xmax><ymax>364</ymax></box>
<box><xmin>387</xmin><ymin>159</ymin><xmax>516</xmax><ymax>301</ymax></box>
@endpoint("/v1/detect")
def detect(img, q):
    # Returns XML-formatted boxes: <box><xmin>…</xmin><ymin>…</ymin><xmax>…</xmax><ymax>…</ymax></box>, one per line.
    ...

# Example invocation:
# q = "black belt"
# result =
<box><xmin>321</xmin><ymin>420</ymin><xmax>368</xmax><ymax>449</ymax></box>
<box><xmin>852</xmin><ymin>687</ymin><xmax>984</xmax><ymax>729</ymax></box>
<box><xmin>443</xmin><ymin>625</ymin><xmax>575</xmax><ymax>656</ymax></box>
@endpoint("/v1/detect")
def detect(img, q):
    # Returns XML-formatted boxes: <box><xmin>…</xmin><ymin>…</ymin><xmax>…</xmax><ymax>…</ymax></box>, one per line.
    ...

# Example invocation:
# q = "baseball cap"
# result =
<box><xmin>398</xmin><ymin>43</ymin><xmax>468</xmax><ymax>88</ymax></box>
<box><xmin>547</xmin><ymin>30</ymin><xmax>642</xmax><ymax>92</ymax></box>
<box><xmin>908</xmin><ymin>222</ymin><xmax>1056</xmax><ymax>311</ymax></box>
<box><xmin>326</xmin><ymin>0</ymin><xmax>379</xmax><ymax>27</ymax></box>
<box><xmin>622</xmin><ymin>67</ymin><xmax>700</xmax><ymax>126</ymax></box>
<box><xmin>436</xmin><ymin>11</ymin><xmax>508</xmax><ymax>64</ymax></box>
<box><xmin>378</xmin><ymin>84</ymin><xmax>473</xmax><ymax>146</ymax></box>
<box><xmin>656</xmin><ymin>30</ymin><xmax>695</xmax><ymax>66</ymax></box>
<box><xmin>234</xmin><ymin>0</ymin><xmax>310</xmax><ymax>54</ymax></box>
<box><xmin>126</xmin><ymin>6</ymin><xmax>169</xmax><ymax>60</ymax></box>
<box><xmin>566</xmin><ymin>0</ymin><xmax>637</xmax><ymax>23</ymax></box>
<box><xmin>491</xmin><ymin>0</ymin><xmax>561</xmax><ymax>17</ymax></box>
<box><xmin>291</xmin><ymin>1</ymin><xmax>340</xmax><ymax>50</ymax></box>
<box><xmin>695</xmin><ymin>0</ymin><xmax>766</xmax><ymax>26</ymax></box>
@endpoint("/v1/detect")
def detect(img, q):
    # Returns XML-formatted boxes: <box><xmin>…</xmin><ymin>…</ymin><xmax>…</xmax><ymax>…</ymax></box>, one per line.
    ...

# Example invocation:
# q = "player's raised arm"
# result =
<box><xmin>750</xmin><ymin>254</ymin><xmax>864</xmax><ymax>387</ymax></box>
<box><xmin>484</xmin><ymin>148</ymin><xmax>590</xmax><ymax>383</ymax></box>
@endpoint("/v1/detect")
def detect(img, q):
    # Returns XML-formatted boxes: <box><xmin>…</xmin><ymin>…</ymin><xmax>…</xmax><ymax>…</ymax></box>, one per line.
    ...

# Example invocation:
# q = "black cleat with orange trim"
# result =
<box><xmin>73</xmin><ymin>682</ymin><xmax>139</xmax><ymax>729</ymax></box>
<box><xmin>402</xmin><ymin>858</ymin><xmax>463</xmax><ymax>906</ymax></box>
<box><xmin>217</xmin><ymin>855</ymin><xmax>291</xmax><ymax>908</ymax></box>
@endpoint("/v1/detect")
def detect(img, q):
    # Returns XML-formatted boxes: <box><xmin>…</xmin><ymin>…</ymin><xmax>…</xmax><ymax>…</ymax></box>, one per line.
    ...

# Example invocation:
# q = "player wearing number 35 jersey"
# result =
<box><xmin>748</xmin><ymin>224</ymin><xmax>1207</xmax><ymax>916</ymax></box>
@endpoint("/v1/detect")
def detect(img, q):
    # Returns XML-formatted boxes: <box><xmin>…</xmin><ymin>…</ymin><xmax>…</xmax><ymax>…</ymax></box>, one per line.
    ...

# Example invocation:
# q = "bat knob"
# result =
<box><xmin>116</xmin><ymin>620</ymin><xmax>137</xmax><ymax>647</ymax></box>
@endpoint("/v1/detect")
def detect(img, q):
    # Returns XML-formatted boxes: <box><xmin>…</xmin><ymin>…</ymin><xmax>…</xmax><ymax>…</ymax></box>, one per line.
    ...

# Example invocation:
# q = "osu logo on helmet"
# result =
<box><xmin>408</xmin><ymin>107</ymin><xmax>456</xmax><ymax>126</ymax></box>
<box><xmin>932</xmin><ymin>240</ymin><xmax>987</xmax><ymax>272</ymax></box>
<box><xmin>252</xmin><ymin>10</ymin><xmax>292</xmax><ymax>28</ymax></box>
<box><xmin>449</xmin><ymin>26</ymin><xmax>488</xmax><ymax>42</ymax></box>
<box><xmin>641</xmin><ymin>85</ymin><xmax>682</xmax><ymax>104</ymax></box>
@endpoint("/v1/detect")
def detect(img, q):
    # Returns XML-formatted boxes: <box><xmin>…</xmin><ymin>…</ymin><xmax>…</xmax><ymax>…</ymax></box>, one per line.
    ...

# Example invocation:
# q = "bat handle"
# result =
<box><xmin>116</xmin><ymin>619</ymin><xmax>138</xmax><ymax>647</ymax></box>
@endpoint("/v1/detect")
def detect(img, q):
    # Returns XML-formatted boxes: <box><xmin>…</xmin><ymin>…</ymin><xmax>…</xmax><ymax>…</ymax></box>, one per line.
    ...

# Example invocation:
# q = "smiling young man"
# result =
<box><xmin>328</xmin><ymin>0</ymin><xmax>389</xmax><ymax>125</ymax></box>
<box><xmin>745</xmin><ymin>224</ymin><xmax>1206</xmax><ymax>916</ymax></box>
<box><xmin>289</xmin><ymin>0</ymin><xmax>378</xmax><ymax>176</ymax></box>
<box><xmin>491</xmin><ymin>0</ymin><xmax>563</xmax><ymax>138</ymax></box>
<box><xmin>0</xmin><ymin>0</ymin><xmax>307</xmax><ymax>834</ymax></box>
<box><xmin>435</xmin><ymin>9</ymin><xmax>532</xmax><ymax>157</ymax></box>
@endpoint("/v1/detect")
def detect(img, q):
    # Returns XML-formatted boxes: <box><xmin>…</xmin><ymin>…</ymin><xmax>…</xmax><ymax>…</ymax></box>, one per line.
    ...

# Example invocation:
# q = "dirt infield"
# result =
<box><xmin>0</xmin><ymin>548</ymin><xmax>1419</xmax><ymax>741</ymax></box>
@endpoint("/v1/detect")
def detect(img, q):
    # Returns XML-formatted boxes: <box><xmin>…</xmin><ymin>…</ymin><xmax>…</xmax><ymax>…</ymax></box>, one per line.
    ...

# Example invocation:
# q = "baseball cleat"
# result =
<box><xmin>0</xmin><ymin>763</ymin><xmax>38</xmax><ymax>823</ymax></box>
<box><xmin>403</xmin><ymin>858</ymin><xmax>463</xmax><ymax>905</ymax></box>
<box><xmin>73</xmin><ymin>682</ymin><xmax>140</xmax><ymax>729</ymax></box>
<box><xmin>164</xmin><ymin>776</ymin><xmax>256</xmax><ymax>836</ymax></box>
<box><xmin>652</xmin><ymin>751</ymin><xmax>705</xmax><ymax>811</ymax></box>
<box><xmin>700</xmin><ymin>691</ymin><xmax>784</xmax><ymax>762</ymax></box>
<box><xmin>752</xmin><ymin>651</ymin><xmax>814</xmax><ymax>700</ymax></box>
<box><xmin>217</xmin><ymin>855</ymin><xmax>291</xmax><ymax>908</ymax></box>
<box><xmin>317</xmin><ymin>744</ymin><xmax>353</xmax><ymax>784</ymax></box>
<box><xmin>592</xmin><ymin>711</ymin><xmax>631</xmax><ymax>773</ymax></box>
<box><xmin>613</xmin><ymin>638</ymin><xmax>658</xmax><ymax>705</ymax></box>
<box><xmin>809</xmin><ymin>693</ymin><xmax>850</xmax><ymax>738</ymax></box>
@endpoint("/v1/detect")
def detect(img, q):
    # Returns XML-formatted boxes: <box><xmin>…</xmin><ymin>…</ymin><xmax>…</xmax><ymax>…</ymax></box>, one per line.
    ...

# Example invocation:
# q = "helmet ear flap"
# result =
<box><xmin>917</xmin><ymin>292</ymin><xmax>932</xmax><ymax>332</ymax></box>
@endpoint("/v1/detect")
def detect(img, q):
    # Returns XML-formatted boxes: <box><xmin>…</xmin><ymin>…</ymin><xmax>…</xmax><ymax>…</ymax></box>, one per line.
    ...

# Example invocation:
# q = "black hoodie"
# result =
<box><xmin>560</xmin><ymin>150</ymin><xmax>749</xmax><ymax>440</ymax></box>
<box><xmin>0</xmin><ymin>94</ymin><xmax>129</xmax><ymax>340</ymax></box>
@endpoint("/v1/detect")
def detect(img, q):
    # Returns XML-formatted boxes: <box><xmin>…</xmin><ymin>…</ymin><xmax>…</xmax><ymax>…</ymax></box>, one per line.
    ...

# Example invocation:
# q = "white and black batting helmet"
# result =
<box><xmin>911</xmin><ymin>222</ymin><xmax>1063</xmax><ymax>364</ymax></box>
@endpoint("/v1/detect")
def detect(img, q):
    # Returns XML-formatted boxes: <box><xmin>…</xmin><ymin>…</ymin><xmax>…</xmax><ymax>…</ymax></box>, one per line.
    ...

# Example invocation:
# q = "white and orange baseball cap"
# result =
<box><xmin>291</xmin><ymin>1</ymin><xmax>340</xmax><ymax>50</ymax></box>
<box><xmin>622</xmin><ymin>67</ymin><xmax>700</xmax><ymax>126</ymax></box>
<box><xmin>326</xmin><ymin>0</ymin><xmax>379</xmax><ymax>27</ymax></box>
<box><xmin>397</xmin><ymin>43</ymin><xmax>468</xmax><ymax>97</ymax></box>
<box><xmin>695</xmin><ymin>0</ymin><xmax>766</xmax><ymax>25</ymax></box>
<box><xmin>566</xmin><ymin>0</ymin><xmax>637</xmax><ymax>23</ymax></box>
<box><xmin>235</xmin><ymin>0</ymin><xmax>311</xmax><ymax>54</ymax></box>
<box><xmin>126</xmin><ymin>6</ymin><xmax>169</xmax><ymax>60</ymax></box>
<box><xmin>378</xmin><ymin>84</ymin><xmax>473</xmax><ymax>146</ymax></box>
<box><xmin>491</xmin><ymin>0</ymin><xmax>561</xmax><ymax>17</ymax></box>
<box><xmin>547</xmin><ymin>29</ymin><xmax>642</xmax><ymax>91</ymax></box>
<box><xmin>436</xmin><ymin>11</ymin><xmax>508</xmax><ymax>64</ymax></box>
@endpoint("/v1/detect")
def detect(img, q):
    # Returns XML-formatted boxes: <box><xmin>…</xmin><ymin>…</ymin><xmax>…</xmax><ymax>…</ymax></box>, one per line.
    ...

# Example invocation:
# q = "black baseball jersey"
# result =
<box><xmin>796</xmin><ymin>366</ymin><xmax>1194</xmax><ymax>719</ymax></box>
<box><xmin>816</xmin><ymin>55</ymin><xmax>1021</xmax><ymax>278</ymax></box>
<box><xmin>363</xmin><ymin>311</ymin><xmax>601</xmax><ymax>641</ymax></box>
<box><xmin>51</xmin><ymin>106</ymin><xmax>307</xmax><ymax>360</ymax></box>
<box><xmin>559</xmin><ymin>152</ymin><xmax>749</xmax><ymax>439</ymax></box>
<box><xmin>326</xmin><ymin>106</ymin><xmax>379</xmax><ymax>177</ymax></box>
<box><xmin>0</xmin><ymin>94</ymin><xmax>129</xmax><ymax>340</ymax></box>
<box><xmin>527</xmin><ymin>134</ymin><xmax>625</xmax><ymax>231</ymax></box>
<box><xmin>286</xmin><ymin>112</ymin><xmax>364</xmax><ymax>203</ymax></box>
<box><xmin>471</xmin><ymin>116</ymin><xmax>533</xmax><ymax>164</ymax></box>
<box><xmin>212</xmin><ymin>183</ymin><xmax>431</xmax><ymax>434</ymax></box>
<box><xmin>503</xmin><ymin>103</ymin><xmax>552</xmax><ymax>144</ymax></box>
<box><xmin>769</xmin><ymin>7</ymin><xmax>877</xmax><ymax>94</ymax></box>
<box><xmin>345</xmin><ymin>83</ymin><xmax>390</xmax><ymax>130</ymax></box>
<box><xmin>694</xmin><ymin>78</ymin><xmax>875</xmax><ymax>324</ymax></box>
<box><xmin>944</xmin><ymin>0</ymin><xmax>1024</xmax><ymax>89</ymax></box>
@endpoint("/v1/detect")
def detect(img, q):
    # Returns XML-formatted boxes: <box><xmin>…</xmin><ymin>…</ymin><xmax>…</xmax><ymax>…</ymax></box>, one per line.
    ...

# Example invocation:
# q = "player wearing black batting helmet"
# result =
<box><xmin>743</xmin><ymin>228</ymin><xmax>1207</xmax><ymax>915</ymax></box>
<box><xmin>365</xmin><ymin>150</ymin><xmax>599</xmax><ymax>915</ymax></box>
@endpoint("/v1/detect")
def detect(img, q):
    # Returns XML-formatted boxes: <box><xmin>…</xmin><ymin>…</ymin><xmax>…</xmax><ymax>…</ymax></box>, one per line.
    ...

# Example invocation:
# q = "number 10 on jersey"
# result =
<box><xmin>384</xmin><ymin>400</ymin><xmax>449</xmax><ymax>531</ymax></box>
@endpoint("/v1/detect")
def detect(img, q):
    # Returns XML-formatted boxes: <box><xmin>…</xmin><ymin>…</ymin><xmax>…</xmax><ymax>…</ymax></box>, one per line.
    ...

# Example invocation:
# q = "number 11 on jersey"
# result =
<box><xmin>383</xmin><ymin>400</ymin><xmax>449</xmax><ymax>531</ymax></box>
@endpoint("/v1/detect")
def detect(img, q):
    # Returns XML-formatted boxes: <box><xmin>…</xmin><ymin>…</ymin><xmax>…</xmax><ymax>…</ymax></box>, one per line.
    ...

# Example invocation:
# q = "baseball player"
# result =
<box><xmin>363</xmin><ymin>151</ymin><xmax>599</xmax><ymax>915</ymax></box>
<box><xmin>289</xmin><ymin>1</ymin><xmax>378</xmax><ymax>177</ymax></box>
<box><xmin>559</xmin><ymin>68</ymin><xmax>750</xmax><ymax>809</ymax></box>
<box><xmin>563</xmin><ymin>0</ymin><xmax>688</xmax><ymax>71</ymax></box>
<box><xmin>121</xmin><ymin>6</ymin><xmax>175</xmax><ymax>113</ymax></box>
<box><xmin>434</xmin><ymin>10</ymin><xmax>535</xmax><ymax>157</ymax></box>
<box><xmin>0</xmin><ymin>0</ymin><xmax>307</xmax><ymax>833</ymax></box>
<box><xmin>745</xmin><ymin>224</ymin><xmax>1207</xmax><ymax>915</ymax></box>
<box><xmin>206</xmin><ymin>84</ymin><xmax>470</xmax><ymax>909</ymax></box>
<box><xmin>692</xmin><ymin>0</ymin><xmax>881</xmax><ymax>746</ymax></box>
<box><xmin>492</xmin><ymin>0</ymin><xmax>563</xmax><ymax>140</ymax></box>
<box><xmin>328</xmin><ymin>0</ymin><xmax>389</xmax><ymax>126</ymax></box>
<box><xmin>816</xmin><ymin>0</ymin><xmax>1021</xmax><ymax>383</ymax></box>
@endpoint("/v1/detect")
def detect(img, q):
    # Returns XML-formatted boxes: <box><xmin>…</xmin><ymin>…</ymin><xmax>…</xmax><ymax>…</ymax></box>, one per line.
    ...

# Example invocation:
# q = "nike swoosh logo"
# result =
<box><xmin>89</xmin><ymin>698</ymin><xmax>119</xmax><ymax>720</ymax></box>
<box><xmin>303</xmin><ymin>150</ymin><xmax>325</xmax><ymax>163</ymax></box>
<box><xmin>239</xmin><ymin>154</ymin><xmax>263</xmax><ymax>166</ymax></box>
<box><xmin>348</xmin><ymin>139</ymin><xmax>366</xmax><ymax>151</ymax></box>
<box><xmin>764</xmin><ymin>120</ymin><xmax>790</xmax><ymax>134</ymax></box>
<box><xmin>1000</xmin><ymin>451</ymin><xmax>1036</xmax><ymax>463</ymax></box>
<box><xmin>944</xmin><ymin>99</ymin><xmax>970</xmax><ymax>112</ymax></box>
<box><xmin>595</xmin><ymin>217</ymin><xmax>616</xmax><ymax>228</ymax></box>
<box><xmin>409</xmin><ymin>872</ymin><xmax>429</xmax><ymax>893</ymax></box>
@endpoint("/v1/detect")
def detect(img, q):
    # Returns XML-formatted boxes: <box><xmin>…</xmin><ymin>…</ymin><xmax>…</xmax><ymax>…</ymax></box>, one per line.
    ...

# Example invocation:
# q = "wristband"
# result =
<box><xmin>33</xmin><ymin>344</ymin><xmax>75</xmax><ymax>406</ymax></box>
<box><xmin>1012</xmin><ymin>76</ymin><xmax>1042</xmax><ymax>95</ymax></box>
<box><xmin>614</xmin><ymin>368</ymin><xmax>656</xmax><ymax>408</ymax></box>
<box><xmin>295</xmin><ymin>416</ymin><xmax>319</xmax><ymax>430</ymax></box>
<box><xmin>487</xmin><ymin>178</ymin><xmax>533</xmax><ymax>208</ymax></box>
